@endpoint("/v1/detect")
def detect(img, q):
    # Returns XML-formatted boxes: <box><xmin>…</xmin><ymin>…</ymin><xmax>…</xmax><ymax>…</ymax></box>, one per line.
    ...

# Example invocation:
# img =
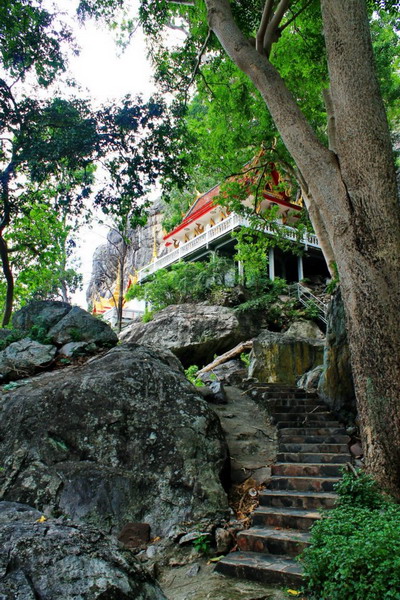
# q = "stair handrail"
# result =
<box><xmin>297</xmin><ymin>283</ymin><xmax>328</xmax><ymax>325</ymax></box>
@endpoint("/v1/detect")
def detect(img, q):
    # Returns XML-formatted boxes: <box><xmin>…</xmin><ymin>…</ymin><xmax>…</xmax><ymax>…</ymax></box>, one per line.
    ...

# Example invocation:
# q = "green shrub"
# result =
<box><xmin>240</xmin><ymin>351</ymin><xmax>250</xmax><ymax>367</ymax></box>
<box><xmin>193</xmin><ymin>534</ymin><xmax>211</xmax><ymax>555</ymax></box>
<box><xmin>28</xmin><ymin>324</ymin><xmax>51</xmax><ymax>345</ymax></box>
<box><xmin>0</xmin><ymin>329</ymin><xmax>24</xmax><ymax>351</ymax></box>
<box><xmin>302</xmin><ymin>299</ymin><xmax>320</xmax><ymax>320</ymax></box>
<box><xmin>301</xmin><ymin>471</ymin><xmax>400</xmax><ymax>600</ymax></box>
<box><xmin>334</xmin><ymin>470</ymin><xmax>386</xmax><ymax>509</ymax></box>
<box><xmin>184</xmin><ymin>365</ymin><xmax>204</xmax><ymax>387</ymax></box>
<box><xmin>127</xmin><ymin>254</ymin><xmax>234</xmax><ymax>312</ymax></box>
<box><xmin>142</xmin><ymin>309</ymin><xmax>154</xmax><ymax>323</ymax></box>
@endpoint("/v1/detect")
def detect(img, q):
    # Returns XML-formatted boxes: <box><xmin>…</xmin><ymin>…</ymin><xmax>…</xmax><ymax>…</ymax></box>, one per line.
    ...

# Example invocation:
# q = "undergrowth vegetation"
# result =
<box><xmin>127</xmin><ymin>253</ymin><xmax>322</xmax><ymax>330</ymax></box>
<box><xmin>301</xmin><ymin>470</ymin><xmax>400</xmax><ymax>600</ymax></box>
<box><xmin>126</xmin><ymin>254</ymin><xmax>233</xmax><ymax>311</ymax></box>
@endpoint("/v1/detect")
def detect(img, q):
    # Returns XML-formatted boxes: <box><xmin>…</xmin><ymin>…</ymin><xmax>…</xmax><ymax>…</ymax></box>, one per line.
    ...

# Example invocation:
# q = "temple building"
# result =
<box><xmin>137</xmin><ymin>165</ymin><xmax>327</xmax><ymax>285</ymax></box>
<box><xmin>92</xmin><ymin>159</ymin><xmax>329</xmax><ymax>323</ymax></box>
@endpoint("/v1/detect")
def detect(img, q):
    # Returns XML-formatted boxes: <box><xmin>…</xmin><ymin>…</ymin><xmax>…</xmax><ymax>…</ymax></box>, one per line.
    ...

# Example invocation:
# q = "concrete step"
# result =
<box><xmin>278</xmin><ymin>442</ymin><xmax>349</xmax><ymax>453</ymax></box>
<box><xmin>252</xmin><ymin>506</ymin><xmax>321</xmax><ymax>530</ymax></box>
<box><xmin>260</xmin><ymin>489</ymin><xmax>337</xmax><ymax>509</ymax></box>
<box><xmin>215</xmin><ymin>551</ymin><xmax>303</xmax><ymax>586</ymax></box>
<box><xmin>262</xmin><ymin>392</ymin><xmax>308</xmax><ymax>400</ymax></box>
<box><xmin>268</xmin><ymin>475</ymin><xmax>340</xmax><ymax>492</ymax></box>
<box><xmin>277</xmin><ymin>452</ymin><xmax>350</xmax><ymax>464</ymax></box>
<box><xmin>269</xmin><ymin>403</ymin><xmax>329</xmax><ymax>413</ymax></box>
<box><xmin>272</xmin><ymin>462</ymin><xmax>343</xmax><ymax>477</ymax></box>
<box><xmin>279</xmin><ymin>434</ymin><xmax>349</xmax><ymax>444</ymax></box>
<box><xmin>267</xmin><ymin>398</ymin><xmax>321</xmax><ymax>407</ymax></box>
<box><xmin>237</xmin><ymin>526</ymin><xmax>311</xmax><ymax>556</ymax></box>
<box><xmin>277</xmin><ymin>426</ymin><xmax>346</xmax><ymax>434</ymax></box>
<box><xmin>248</xmin><ymin>383</ymin><xmax>307</xmax><ymax>393</ymax></box>
<box><xmin>272</xmin><ymin>411</ymin><xmax>333</xmax><ymax>422</ymax></box>
<box><xmin>276</xmin><ymin>423</ymin><xmax>343</xmax><ymax>431</ymax></box>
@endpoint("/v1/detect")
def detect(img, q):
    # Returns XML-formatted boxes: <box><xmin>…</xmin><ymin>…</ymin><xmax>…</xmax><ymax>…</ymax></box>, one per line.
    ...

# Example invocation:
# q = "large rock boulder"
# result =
<box><xmin>12</xmin><ymin>300</ymin><xmax>71</xmax><ymax>331</ymax></box>
<box><xmin>285</xmin><ymin>319</ymin><xmax>324</xmax><ymax>340</ymax></box>
<box><xmin>249</xmin><ymin>330</ymin><xmax>324</xmax><ymax>384</ymax></box>
<box><xmin>0</xmin><ymin>344</ymin><xmax>228</xmax><ymax>536</ymax></box>
<box><xmin>0</xmin><ymin>302</ymin><xmax>119</xmax><ymax>381</ymax></box>
<box><xmin>11</xmin><ymin>301</ymin><xmax>118</xmax><ymax>348</ymax></box>
<box><xmin>318</xmin><ymin>289</ymin><xmax>355</xmax><ymax>413</ymax></box>
<box><xmin>0</xmin><ymin>501</ymin><xmax>166</xmax><ymax>600</ymax></box>
<box><xmin>47</xmin><ymin>305</ymin><xmax>118</xmax><ymax>346</ymax></box>
<box><xmin>0</xmin><ymin>338</ymin><xmax>57</xmax><ymax>381</ymax></box>
<box><xmin>120</xmin><ymin>304</ymin><xmax>259</xmax><ymax>367</ymax></box>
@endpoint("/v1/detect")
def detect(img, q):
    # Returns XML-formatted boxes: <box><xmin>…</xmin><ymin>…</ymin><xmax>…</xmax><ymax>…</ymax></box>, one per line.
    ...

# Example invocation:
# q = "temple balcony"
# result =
<box><xmin>137</xmin><ymin>213</ymin><xmax>320</xmax><ymax>283</ymax></box>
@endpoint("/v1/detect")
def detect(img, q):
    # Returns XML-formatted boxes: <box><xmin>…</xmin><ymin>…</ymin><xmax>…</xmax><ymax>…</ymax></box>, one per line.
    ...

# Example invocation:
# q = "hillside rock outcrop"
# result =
<box><xmin>87</xmin><ymin>201</ymin><xmax>166</xmax><ymax>304</ymax></box>
<box><xmin>119</xmin><ymin>304</ymin><xmax>260</xmax><ymax>367</ymax></box>
<box><xmin>0</xmin><ymin>344</ymin><xmax>228</xmax><ymax>536</ymax></box>
<box><xmin>0</xmin><ymin>501</ymin><xmax>166</xmax><ymax>600</ymax></box>
<box><xmin>0</xmin><ymin>338</ymin><xmax>57</xmax><ymax>381</ymax></box>
<box><xmin>0</xmin><ymin>301</ymin><xmax>118</xmax><ymax>382</ymax></box>
<box><xmin>249</xmin><ymin>329</ymin><xmax>324</xmax><ymax>384</ymax></box>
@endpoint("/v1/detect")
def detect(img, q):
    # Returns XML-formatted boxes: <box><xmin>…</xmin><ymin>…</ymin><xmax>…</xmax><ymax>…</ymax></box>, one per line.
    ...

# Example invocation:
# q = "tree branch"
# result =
<box><xmin>263</xmin><ymin>0</ymin><xmax>291</xmax><ymax>58</ymax></box>
<box><xmin>256</xmin><ymin>0</ymin><xmax>275</xmax><ymax>54</ymax></box>
<box><xmin>188</xmin><ymin>29</ymin><xmax>212</xmax><ymax>89</ymax></box>
<box><xmin>168</xmin><ymin>0</ymin><xmax>195</xmax><ymax>5</ymax></box>
<box><xmin>279</xmin><ymin>0</ymin><xmax>314</xmax><ymax>33</ymax></box>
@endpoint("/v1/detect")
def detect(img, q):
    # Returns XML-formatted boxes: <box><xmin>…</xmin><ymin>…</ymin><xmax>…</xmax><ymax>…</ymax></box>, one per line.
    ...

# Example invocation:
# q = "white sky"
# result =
<box><xmin>57</xmin><ymin>3</ymin><xmax>157</xmax><ymax>307</ymax></box>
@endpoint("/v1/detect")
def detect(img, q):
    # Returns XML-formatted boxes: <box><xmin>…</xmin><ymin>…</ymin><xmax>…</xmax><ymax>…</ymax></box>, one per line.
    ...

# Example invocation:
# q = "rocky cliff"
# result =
<box><xmin>86</xmin><ymin>200</ymin><xmax>166</xmax><ymax>304</ymax></box>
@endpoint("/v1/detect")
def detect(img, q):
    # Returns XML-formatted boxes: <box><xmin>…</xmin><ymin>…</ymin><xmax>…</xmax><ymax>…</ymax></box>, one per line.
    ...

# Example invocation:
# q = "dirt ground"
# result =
<box><xmin>158</xmin><ymin>557</ymin><xmax>290</xmax><ymax>600</ymax></box>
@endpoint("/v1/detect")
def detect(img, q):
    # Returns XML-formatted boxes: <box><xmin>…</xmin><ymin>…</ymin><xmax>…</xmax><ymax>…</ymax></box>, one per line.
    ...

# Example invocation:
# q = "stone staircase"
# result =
<box><xmin>216</xmin><ymin>384</ymin><xmax>350</xmax><ymax>587</ymax></box>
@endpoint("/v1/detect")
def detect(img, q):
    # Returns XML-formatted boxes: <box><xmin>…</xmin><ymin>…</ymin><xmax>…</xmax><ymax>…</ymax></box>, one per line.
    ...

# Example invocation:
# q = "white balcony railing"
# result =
<box><xmin>137</xmin><ymin>213</ymin><xmax>320</xmax><ymax>282</ymax></box>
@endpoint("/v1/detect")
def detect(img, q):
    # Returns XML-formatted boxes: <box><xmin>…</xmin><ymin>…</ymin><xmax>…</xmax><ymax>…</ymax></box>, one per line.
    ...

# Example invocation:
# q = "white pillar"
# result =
<box><xmin>238</xmin><ymin>260</ymin><xmax>244</xmax><ymax>284</ymax></box>
<box><xmin>297</xmin><ymin>255</ymin><xmax>304</xmax><ymax>281</ymax></box>
<box><xmin>268</xmin><ymin>247</ymin><xmax>275</xmax><ymax>281</ymax></box>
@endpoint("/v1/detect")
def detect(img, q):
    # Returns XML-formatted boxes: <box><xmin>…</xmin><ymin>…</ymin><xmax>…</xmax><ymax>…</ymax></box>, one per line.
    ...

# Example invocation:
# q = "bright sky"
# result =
<box><xmin>55</xmin><ymin>2</ymin><xmax>157</xmax><ymax>307</ymax></box>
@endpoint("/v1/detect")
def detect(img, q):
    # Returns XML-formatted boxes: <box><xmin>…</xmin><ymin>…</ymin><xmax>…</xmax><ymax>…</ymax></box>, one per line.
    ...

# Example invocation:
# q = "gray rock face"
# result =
<box><xmin>120</xmin><ymin>304</ymin><xmax>260</xmax><ymax>367</ymax></box>
<box><xmin>0</xmin><ymin>501</ymin><xmax>166</xmax><ymax>600</ymax></box>
<box><xmin>198</xmin><ymin>360</ymin><xmax>247</xmax><ymax>386</ymax></box>
<box><xmin>318</xmin><ymin>289</ymin><xmax>355</xmax><ymax>413</ymax></box>
<box><xmin>0</xmin><ymin>329</ymin><xmax>12</xmax><ymax>342</ymax></box>
<box><xmin>87</xmin><ymin>201</ymin><xmax>166</xmax><ymax>304</ymax></box>
<box><xmin>0</xmin><ymin>338</ymin><xmax>57</xmax><ymax>381</ymax></box>
<box><xmin>297</xmin><ymin>364</ymin><xmax>324</xmax><ymax>390</ymax></box>
<box><xmin>0</xmin><ymin>344</ymin><xmax>228</xmax><ymax>535</ymax></box>
<box><xmin>1</xmin><ymin>302</ymin><xmax>119</xmax><ymax>381</ymax></box>
<box><xmin>285</xmin><ymin>319</ymin><xmax>324</xmax><ymax>340</ymax></box>
<box><xmin>12</xmin><ymin>300</ymin><xmax>71</xmax><ymax>331</ymax></box>
<box><xmin>47</xmin><ymin>306</ymin><xmax>118</xmax><ymax>346</ymax></box>
<box><xmin>249</xmin><ymin>330</ymin><xmax>324</xmax><ymax>384</ymax></box>
<box><xmin>59</xmin><ymin>341</ymin><xmax>94</xmax><ymax>357</ymax></box>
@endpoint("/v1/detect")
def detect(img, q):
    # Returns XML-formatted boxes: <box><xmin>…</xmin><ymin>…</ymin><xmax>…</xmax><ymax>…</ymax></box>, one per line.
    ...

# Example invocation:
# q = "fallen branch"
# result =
<box><xmin>197</xmin><ymin>340</ymin><xmax>253</xmax><ymax>375</ymax></box>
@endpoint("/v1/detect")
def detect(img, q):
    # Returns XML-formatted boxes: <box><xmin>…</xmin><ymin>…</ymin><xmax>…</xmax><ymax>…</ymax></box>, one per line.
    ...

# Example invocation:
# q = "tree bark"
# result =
<box><xmin>117</xmin><ymin>258</ymin><xmax>124</xmax><ymax>333</ymax></box>
<box><xmin>0</xmin><ymin>234</ymin><xmax>13</xmax><ymax>327</ymax></box>
<box><xmin>205</xmin><ymin>0</ymin><xmax>400</xmax><ymax>496</ymax></box>
<box><xmin>0</xmin><ymin>165</ymin><xmax>14</xmax><ymax>326</ymax></box>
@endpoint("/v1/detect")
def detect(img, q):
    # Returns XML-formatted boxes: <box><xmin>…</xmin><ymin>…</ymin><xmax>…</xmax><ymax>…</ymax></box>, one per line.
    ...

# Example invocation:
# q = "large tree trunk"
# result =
<box><xmin>0</xmin><ymin>167</ymin><xmax>14</xmax><ymax>327</ymax></box>
<box><xmin>205</xmin><ymin>0</ymin><xmax>400</xmax><ymax>496</ymax></box>
<box><xmin>0</xmin><ymin>234</ymin><xmax>13</xmax><ymax>327</ymax></box>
